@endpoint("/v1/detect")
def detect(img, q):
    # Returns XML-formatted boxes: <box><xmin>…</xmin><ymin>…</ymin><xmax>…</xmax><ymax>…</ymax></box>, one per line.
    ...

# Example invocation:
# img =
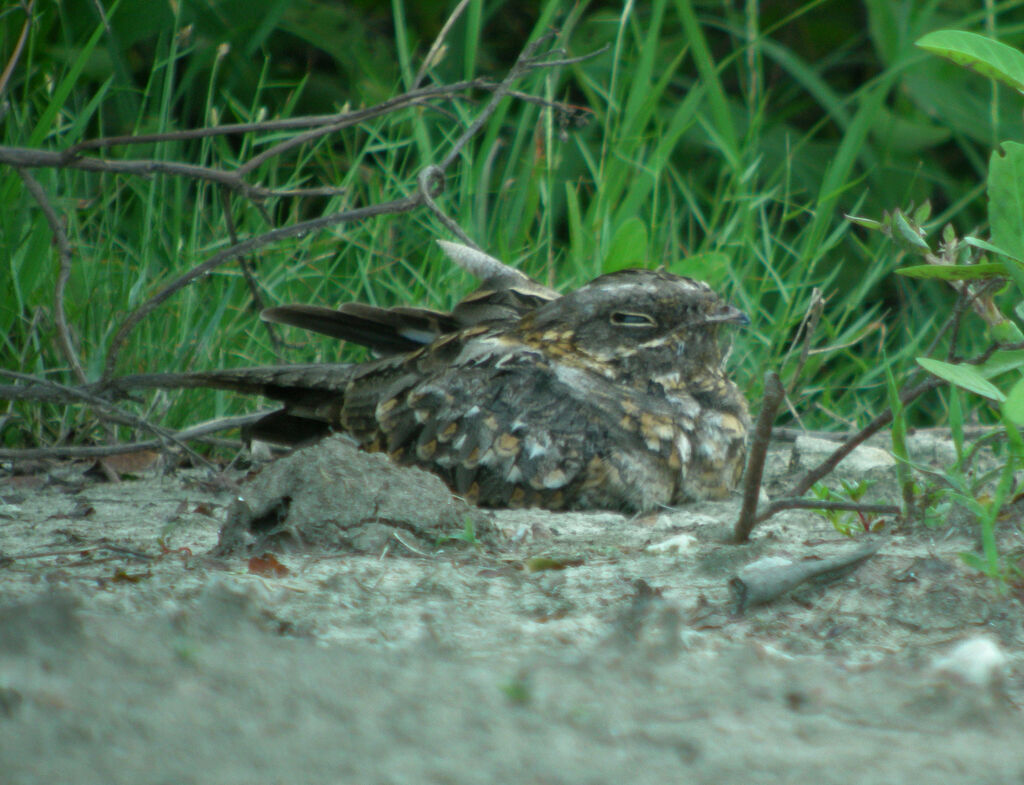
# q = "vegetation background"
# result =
<box><xmin>3</xmin><ymin>0</ymin><xmax>1024</xmax><ymax>451</ymax></box>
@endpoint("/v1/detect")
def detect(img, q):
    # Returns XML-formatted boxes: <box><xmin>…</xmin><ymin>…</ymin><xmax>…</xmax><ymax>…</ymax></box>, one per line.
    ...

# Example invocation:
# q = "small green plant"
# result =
<box><xmin>437</xmin><ymin>517</ymin><xmax>481</xmax><ymax>548</ymax></box>
<box><xmin>499</xmin><ymin>676</ymin><xmax>531</xmax><ymax>706</ymax></box>
<box><xmin>811</xmin><ymin>480</ymin><xmax>885</xmax><ymax>536</ymax></box>
<box><xmin>849</xmin><ymin>30</ymin><xmax>1024</xmax><ymax>583</ymax></box>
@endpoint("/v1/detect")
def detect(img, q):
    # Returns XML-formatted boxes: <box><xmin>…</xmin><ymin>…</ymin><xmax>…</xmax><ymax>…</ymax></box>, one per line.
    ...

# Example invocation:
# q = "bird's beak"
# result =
<box><xmin>706</xmin><ymin>303</ymin><xmax>750</xmax><ymax>326</ymax></box>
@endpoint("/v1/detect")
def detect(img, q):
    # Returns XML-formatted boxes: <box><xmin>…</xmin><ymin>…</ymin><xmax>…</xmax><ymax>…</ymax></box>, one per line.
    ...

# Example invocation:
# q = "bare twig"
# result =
<box><xmin>64</xmin><ymin>80</ymin><xmax>490</xmax><ymax>153</ymax></box>
<box><xmin>0</xmin><ymin>0</ymin><xmax>35</xmax><ymax>98</ymax></box>
<box><xmin>217</xmin><ymin>187</ymin><xmax>283</xmax><ymax>359</ymax></box>
<box><xmin>772</xmin><ymin>424</ymin><xmax>1005</xmax><ymax>443</ymax></box>
<box><xmin>440</xmin><ymin>33</ymin><xmax>558</xmax><ymax>172</ymax></box>
<box><xmin>412</xmin><ymin>0</ymin><xmax>474</xmax><ymax>90</ymax></box>
<box><xmin>754</xmin><ymin>498</ymin><xmax>900</xmax><ymax>522</ymax></box>
<box><xmin>0</xmin><ymin>145</ymin><xmax>347</xmax><ymax>201</ymax></box>
<box><xmin>101</xmin><ymin>193</ymin><xmax>423</xmax><ymax>379</ymax></box>
<box><xmin>0</xmin><ymin>370</ymin><xmax>216</xmax><ymax>468</ymax></box>
<box><xmin>787</xmin><ymin>376</ymin><xmax>945</xmax><ymax>499</ymax></box>
<box><xmin>15</xmin><ymin>167</ymin><xmax>86</xmax><ymax>384</ymax></box>
<box><xmin>418</xmin><ymin>166</ymin><xmax>481</xmax><ymax>250</ymax></box>
<box><xmin>735</xmin><ymin>372</ymin><xmax>786</xmax><ymax>543</ymax></box>
<box><xmin>782</xmin><ymin>287</ymin><xmax>824</xmax><ymax>395</ymax></box>
<box><xmin>0</xmin><ymin>412</ymin><xmax>260</xmax><ymax>461</ymax></box>
<box><xmin>521</xmin><ymin>45</ymin><xmax>609</xmax><ymax>69</ymax></box>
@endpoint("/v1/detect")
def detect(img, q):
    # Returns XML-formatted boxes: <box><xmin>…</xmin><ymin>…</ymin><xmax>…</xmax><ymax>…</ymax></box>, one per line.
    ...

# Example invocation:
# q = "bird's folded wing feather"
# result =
<box><xmin>260</xmin><ymin>241</ymin><xmax>560</xmax><ymax>355</ymax></box>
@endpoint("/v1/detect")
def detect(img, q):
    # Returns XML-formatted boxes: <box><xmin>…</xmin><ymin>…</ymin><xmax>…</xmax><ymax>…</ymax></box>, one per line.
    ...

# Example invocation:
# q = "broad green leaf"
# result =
<box><xmin>987</xmin><ymin>142</ymin><xmax>1024</xmax><ymax>295</ymax></box>
<box><xmin>916</xmin><ymin>357</ymin><xmax>1006</xmax><ymax>401</ymax></box>
<box><xmin>916</xmin><ymin>30</ymin><xmax>1024</xmax><ymax>92</ymax></box>
<box><xmin>977</xmin><ymin>350</ymin><xmax>1024</xmax><ymax>378</ymax></box>
<box><xmin>1002</xmin><ymin>376</ymin><xmax>1024</xmax><ymax>425</ymax></box>
<box><xmin>603</xmin><ymin>217</ymin><xmax>648</xmax><ymax>273</ymax></box>
<box><xmin>670</xmin><ymin>251</ymin><xmax>731</xmax><ymax>288</ymax></box>
<box><xmin>895</xmin><ymin>263</ymin><xmax>1005</xmax><ymax>280</ymax></box>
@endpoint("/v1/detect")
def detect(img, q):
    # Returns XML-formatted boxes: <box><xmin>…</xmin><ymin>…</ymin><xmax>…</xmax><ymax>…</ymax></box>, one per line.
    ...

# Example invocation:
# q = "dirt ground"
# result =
<box><xmin>2</xmin><ymin>432</ymin><xmax>1023</xmax><ymax>785</ymax></box>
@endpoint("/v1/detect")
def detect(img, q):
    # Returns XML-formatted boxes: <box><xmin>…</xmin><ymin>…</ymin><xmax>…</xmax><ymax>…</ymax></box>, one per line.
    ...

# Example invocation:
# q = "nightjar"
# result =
<box><xmin>149</xmin><ymin>263</ymin><xmax>750</xmax><ymax>513</ymax></box>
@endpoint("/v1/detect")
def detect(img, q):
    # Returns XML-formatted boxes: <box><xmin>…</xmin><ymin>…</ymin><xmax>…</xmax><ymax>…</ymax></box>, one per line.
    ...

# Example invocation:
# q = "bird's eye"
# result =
<box><xmin>610</xmin><ymin>311</ymin><xmax>657</xmax><ymax>327</ymax></box>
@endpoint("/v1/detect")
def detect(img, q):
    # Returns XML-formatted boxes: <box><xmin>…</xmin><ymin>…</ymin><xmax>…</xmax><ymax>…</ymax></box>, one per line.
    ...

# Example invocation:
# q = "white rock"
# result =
<box><xmin>931</xmin><ymin>635</ymin><xmax>1008</xmax><ymax>688</ymax></box>
<box><xmin>646</xmin><ymin>533</ymin><xmax>698</xmax><ymax>554</ymax></box>
<box><xmin>795</xmin><ymin>435</ymin><xmax>896</xmax><ymax>473</ymax></box>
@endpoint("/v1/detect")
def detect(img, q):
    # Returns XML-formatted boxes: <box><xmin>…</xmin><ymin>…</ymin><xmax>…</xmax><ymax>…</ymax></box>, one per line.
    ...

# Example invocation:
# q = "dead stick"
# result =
<box><xmin>0</xmin><ymin>0</ymin><xmax>34</xmax><ymax>97</ymax></box>
<box><xmin>101</xmin><ymin>193</ymin><xmax>422</xmax><ymax>379</ymax></box>
<box><xmin>756</xmin><ymin>499</ymin><xmax>900</xmax><ymax>518</ymax></box>
<box><xmin>16</xmin><ymin>167</ymin><xmax>86</xmax><ymax>384</ymax></box>
<box><xmin>0</xmin><ymin>413</ymin><xmax>262</xmax><ymax>461</ymax></box>
<box><xmin>787</xmin><ymin>376</ymin><xmax>945</xmax><ymax>499</ymax></box>
<box><xmin>734</xmin><ymin>371</ymin><xmax>785</xmax><ymax>543</ymax></box>
<box><xmin>0</xmin><ymin>370</ymin><xmax>216</xmax><ymax>467</ymax></box>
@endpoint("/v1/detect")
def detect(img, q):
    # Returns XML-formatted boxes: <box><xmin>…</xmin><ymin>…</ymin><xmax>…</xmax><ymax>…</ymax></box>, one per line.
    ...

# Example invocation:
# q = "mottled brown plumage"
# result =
<box><xmin>157</xmin><ymin>267</ymin><xmax>750</xmax><ymax>513</ymax></box>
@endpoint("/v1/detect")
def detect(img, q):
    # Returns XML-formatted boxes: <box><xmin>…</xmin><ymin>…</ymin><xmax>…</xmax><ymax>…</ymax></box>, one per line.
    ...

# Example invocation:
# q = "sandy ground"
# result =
<box><xmin>2</xmin><ymin>433</ymin><xmax>1023</xmax><ymax>784</ymax></box>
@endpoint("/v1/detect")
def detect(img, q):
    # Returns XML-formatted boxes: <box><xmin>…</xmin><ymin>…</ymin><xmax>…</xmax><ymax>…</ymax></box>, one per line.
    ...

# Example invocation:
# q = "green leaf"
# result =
<box><xmin>895</xmin><ymin>263</ymin><xmax>1005</xmax><ymax>280</ymax></box>
<box><xmin>602</xmin><ymin>217</ymin><xmax>648</xmax><ymax>273</ymax></box>
<box><xmin>845</xmin><ymin>214</ymin><xmax>883</xmax><ymax>231</ymax></box>
<box><xmin>916</xmin><ymin>357</ymin><xmax>1006</xmax><ymax>401</ymax></box>
<box><xmin>963</xmin><ymin>236</ymin><xmax>1024</xmax><ymax>267</ymax></box>
<box><xmin>987</xmin><ymin>142</ymin><xmax>1024</xmax><ymax>295</ymax></box>
<box><xmin>1003</xmin><ymin>376</ymin><xmax>1024</xmax><ymax>429</ymax></box>
<box><xmin>958</xmin><ymin>551</ymin><xmax>992</xmax><ymax>575</ymax></box>
<box><xmin>1003</xmin><ymin>376</ymin><xmax>1024</xmax><ymax>426</ymax></box>
<box><xmin>912</xmin><ymin>201</ymin><xmax>932</xmax><ymax>225</ymax></box>
<box><xmin>977</xmin><ymin>349</ymin><xmax>1024</xmax><ymax>378</ymax></box>
<box><xmin>669</xmin><ymin>251</ymin><xmax>731</xmax><ymax>288</ymax></box>
<box><xmin>891</xmin><ymin>209</ymin><xmax>930</xmax><ymax>253</ymax></box>
<box><xmin>916</xmin><ymin>30</ymin><xmax>1024</xmax><ymax>93</ymax></box>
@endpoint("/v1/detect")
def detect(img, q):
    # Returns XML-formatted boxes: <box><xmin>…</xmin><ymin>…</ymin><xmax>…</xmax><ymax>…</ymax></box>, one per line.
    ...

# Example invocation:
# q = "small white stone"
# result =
<box><xmin>931</xmin><ymin>635</ymin><xmax>1008</xmax><ymax>688</ymax></box>
<box><xmin>647</xmin><ymin>533</ymin><xmax>698</xmax><ymax>554</ymax></box>
<box><xmin>795</xmin><ymin>435</ymin><xmax>895</xmax><ymax>472</ymax></box>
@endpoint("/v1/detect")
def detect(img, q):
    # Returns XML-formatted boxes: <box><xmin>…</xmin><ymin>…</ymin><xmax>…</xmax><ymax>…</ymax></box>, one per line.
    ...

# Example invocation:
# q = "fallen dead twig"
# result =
<box><xmin>0</xmin><ymin>413</ymin><xmax>261</xmax><ymax>461</ymax></box>
<box><xmin>0</xmin><ymin>370</ymin><xmax>232</xmax><ymax>467</ymax></box>
<box><xmin>730</xmin><ymin>537</ymin><xmax>883</xmax><ymax>613</ymax></box>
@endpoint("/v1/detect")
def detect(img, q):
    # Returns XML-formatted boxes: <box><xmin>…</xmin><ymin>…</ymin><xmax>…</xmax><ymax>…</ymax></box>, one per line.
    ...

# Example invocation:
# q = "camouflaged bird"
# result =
<box><xmin>131</xmin><ymin>265</ymin><xmax>750</xmax><ymax>513</ymax></box>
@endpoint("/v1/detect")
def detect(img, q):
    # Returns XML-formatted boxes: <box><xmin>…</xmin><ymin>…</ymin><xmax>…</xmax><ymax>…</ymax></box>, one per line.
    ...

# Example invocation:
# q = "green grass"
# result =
<box><xmin>3</xmin><ymin>0</ymin><xmax>1024</xmax><ymax>451</ymax></box>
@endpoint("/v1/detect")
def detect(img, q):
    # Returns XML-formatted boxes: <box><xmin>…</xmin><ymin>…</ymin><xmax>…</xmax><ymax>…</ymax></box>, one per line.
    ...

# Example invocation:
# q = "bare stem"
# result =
<box><xmin>734</xmin><ymin>371</ymin><xmax>785</xmax><ymax>543</ymax></box>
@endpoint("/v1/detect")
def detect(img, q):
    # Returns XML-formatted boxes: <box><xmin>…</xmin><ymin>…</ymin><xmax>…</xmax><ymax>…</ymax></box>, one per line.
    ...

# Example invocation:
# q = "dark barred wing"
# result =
<box><xmin>336</xmin><ymin>341</ymin><xmax>691</xmax><ymax>513</ymax></box>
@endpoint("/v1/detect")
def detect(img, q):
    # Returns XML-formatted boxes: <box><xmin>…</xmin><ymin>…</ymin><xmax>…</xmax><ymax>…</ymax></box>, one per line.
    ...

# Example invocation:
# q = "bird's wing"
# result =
<box><xmin>340</xmin><ymin>339</ymin><xmax>688</xmax><ymax>511</ymax></box>
<box><xmin>261</xmin><ymin>303</ymin><xmax>460</xmax><ymax>355</ymax></box>
<box><xmin>260</xmin><ymin>242</ymin><xmax>560</xmax><ymax>356</ymax></box>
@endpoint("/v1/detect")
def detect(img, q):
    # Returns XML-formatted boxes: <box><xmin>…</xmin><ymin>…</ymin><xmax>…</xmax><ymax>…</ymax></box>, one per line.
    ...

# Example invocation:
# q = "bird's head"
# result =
<box><xmin>516</xmin><ymin>269</ymin><xmax>748</xmax><ymax>389</ymax></box>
